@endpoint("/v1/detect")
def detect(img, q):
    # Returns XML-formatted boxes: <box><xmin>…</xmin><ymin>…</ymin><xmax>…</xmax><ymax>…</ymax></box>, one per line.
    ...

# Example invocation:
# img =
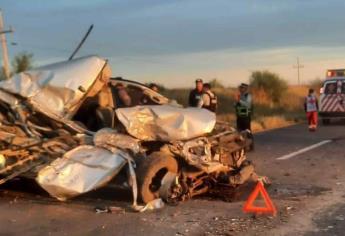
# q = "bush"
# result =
<box><xmin>144</xmin><ymin>82</ymin><xmax>166</xmax><ymax>92</ymax></box>
<box><xmin>249</xmin><ymin>70</ymin><xmax>288</xmax><ymax>104</ymax></box>
<box><xmin>12</xmin><ymin>52</ymin><xmax>34</xmax><ymax>74</ymax></box>
<box><xmin>160</xmin><ymin>88</ymin><xmax>190</xmax><ymax>107</ymax></box>
<box><xmin>0</xmin><ymin>68</ymin><xmax>6</xmax><ymax>81</ymax></box>
<box><xmin>309</xmin><ymin>78</ymin><xmax>323</xmax><ymax>93</ymax></box>
<box><xmin>209</xmin><ymin>79</ymin><xmax>225</xmax><ymax>89</ymax></box>
<box><xmin>0</xmin><ymin>52</ymin><xmax>34</xmax><ymax>80</ymax></box>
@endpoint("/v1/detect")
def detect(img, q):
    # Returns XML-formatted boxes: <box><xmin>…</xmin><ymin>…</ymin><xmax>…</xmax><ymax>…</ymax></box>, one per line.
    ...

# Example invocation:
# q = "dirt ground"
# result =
<box><xmin>1</xmin><ymin>123</ymin><xmax>345</xmax><ymax>236</ymax></box>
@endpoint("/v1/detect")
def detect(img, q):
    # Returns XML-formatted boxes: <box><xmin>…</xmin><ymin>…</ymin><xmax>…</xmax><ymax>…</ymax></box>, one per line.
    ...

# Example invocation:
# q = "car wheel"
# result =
<box><xmin>136</xmin><ymin>151</ymin><xmax>178</xmax><ymax>203</ymax></box>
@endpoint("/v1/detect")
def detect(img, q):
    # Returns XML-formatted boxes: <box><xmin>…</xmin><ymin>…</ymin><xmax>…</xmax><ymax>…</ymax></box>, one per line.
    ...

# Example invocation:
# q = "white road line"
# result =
<box><xmin>276</xmin><ymin>140</ymin><xmax>332</xmax><ymax>160</ymax></box>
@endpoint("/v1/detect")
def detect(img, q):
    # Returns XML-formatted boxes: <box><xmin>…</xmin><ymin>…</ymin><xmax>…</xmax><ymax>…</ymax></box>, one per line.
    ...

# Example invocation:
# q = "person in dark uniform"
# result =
<box><xmin>189</xmin><ymin>79</ymin><xmax>203</xmax><ymax>107</ymax></box>
<box><xmin>197</xmin><ymin>83</ymin><xmax>218</xmax><ymax>112</ymax></box>
<box><xmin>235</xmin><ymin>83</ymin><xmax>252</xmax><ymax>131</ymax></box>
<box><xmin>235</xmin><ymin>83</ymin><xmax>254</xmax><ymax>150</ymax></box>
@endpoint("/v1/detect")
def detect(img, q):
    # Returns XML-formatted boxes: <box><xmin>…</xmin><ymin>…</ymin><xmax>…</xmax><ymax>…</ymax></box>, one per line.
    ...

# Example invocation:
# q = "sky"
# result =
<box><xmin>2</xmin><ymin>0</ymin><xmax>345</xmax><ymax>87</ymax></box>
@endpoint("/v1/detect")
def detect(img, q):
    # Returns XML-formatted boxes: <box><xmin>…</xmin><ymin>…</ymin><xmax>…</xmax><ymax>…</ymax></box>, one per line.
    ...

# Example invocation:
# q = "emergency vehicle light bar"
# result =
<box><xmin>326</xmin><ymin>69</ymin><xmax>345</xmax><ymax>78</ymax></box>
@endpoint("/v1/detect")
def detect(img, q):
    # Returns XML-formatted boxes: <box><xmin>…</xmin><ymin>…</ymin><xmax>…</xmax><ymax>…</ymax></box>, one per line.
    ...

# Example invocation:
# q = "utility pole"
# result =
<box><xmin>0</xmin><ymin>10</ymin><xmax>13</xmax><ymax>79</ymax></box>
<box><xmin>293</xmin><ymin>57</ymin><xmax>304</xmax><ymax>85</ymax></box>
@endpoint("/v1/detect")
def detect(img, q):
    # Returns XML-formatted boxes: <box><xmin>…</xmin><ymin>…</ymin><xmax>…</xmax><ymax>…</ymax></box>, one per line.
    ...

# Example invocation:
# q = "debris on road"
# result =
<box><xmin>94</xmin><ymin>206</ymin><xmax>111</xmax><ymax>214</ymax></box>
<box><xmin>138</xmin><ymin>198</ymin><xmax>165</xmax><ymax>212</ymax></box>
<box><xmin>94</xmin><ymin>206</ymin><xmax>125</xmax><ymax>214</ymax></box>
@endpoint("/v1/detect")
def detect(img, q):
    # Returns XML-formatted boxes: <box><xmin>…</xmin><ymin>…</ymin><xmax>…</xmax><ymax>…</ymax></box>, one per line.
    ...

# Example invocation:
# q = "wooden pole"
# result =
<box><xmin>0</xmin><ymin>10</ymin><xmax>10</xmax><ymax>79</ymax></box>
<box><xmin>293</xmin><ymin>57</ymin><xmax>304</xmax><ymax>85</ymax></box>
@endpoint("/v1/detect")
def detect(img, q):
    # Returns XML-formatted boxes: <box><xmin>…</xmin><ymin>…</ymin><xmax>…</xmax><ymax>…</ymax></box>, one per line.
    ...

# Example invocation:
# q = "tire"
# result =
<box><xmin>322</xmin><ymin>118</ymin><xmax>330</xmax><ymax>125</ymax></box>
<box><xmin>136</xmin><ymin>151</ymin><xmax>178</xmax><ymax>203</ymax></box>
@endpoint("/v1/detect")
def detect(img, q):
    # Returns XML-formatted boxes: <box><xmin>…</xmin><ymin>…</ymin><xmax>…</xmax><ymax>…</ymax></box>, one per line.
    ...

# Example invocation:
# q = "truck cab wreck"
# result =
<box><xmin>0</xmin><ymin>56</ymin><xmax>258</xmax><ymax>206</ymax></box>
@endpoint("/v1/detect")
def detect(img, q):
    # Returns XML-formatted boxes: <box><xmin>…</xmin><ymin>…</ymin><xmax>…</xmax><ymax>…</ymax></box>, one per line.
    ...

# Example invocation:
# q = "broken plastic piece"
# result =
<box><xmin>138</xmin><ymin>198</ymin><xmax>165</xmax><ymax>212</ymax></box>
<box><xmin>94</xmin><ymin>206</ymin><xmax>111</xmax><ymax>214</ymax></box>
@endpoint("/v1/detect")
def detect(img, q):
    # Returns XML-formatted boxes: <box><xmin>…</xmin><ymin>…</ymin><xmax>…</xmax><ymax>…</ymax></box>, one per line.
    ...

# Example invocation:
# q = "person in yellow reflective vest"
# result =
<box><xmin>235</xmin><ymin>83</ymin><xmax>254</xmax><ymax>150</ymax></box>
<box><xmin>235</xmin><ymin>83</ymin><xmax>252</xmax><ymax>130</ymax></box>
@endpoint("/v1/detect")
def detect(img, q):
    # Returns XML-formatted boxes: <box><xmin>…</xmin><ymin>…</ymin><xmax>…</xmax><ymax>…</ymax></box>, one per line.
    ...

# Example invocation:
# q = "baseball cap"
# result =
<box><xmin>195</xmin><ymin>78</ymin><xmax>203</xmax><ymax>83</ymax></box>
<box><xmin>239</xmin><ymin>83</ymin><xmax>249</xmax><ymax>88</ymax></box>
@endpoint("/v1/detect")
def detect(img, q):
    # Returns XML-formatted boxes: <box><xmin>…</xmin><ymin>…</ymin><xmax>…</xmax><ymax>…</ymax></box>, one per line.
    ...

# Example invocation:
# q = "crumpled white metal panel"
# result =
<box><xmin>36</xmin><ymin>145</ymin><xmax>126</xmax><ymax>201</ymax></box>
<box><xmin>0</xmin><ymin>55</ymin><xmax>108</xmax><ymax>118</ymax></box>
<box><xmin>116</xmin><ymin>105</ymin><xmax>216</xmax><ymax>141</ymax></box>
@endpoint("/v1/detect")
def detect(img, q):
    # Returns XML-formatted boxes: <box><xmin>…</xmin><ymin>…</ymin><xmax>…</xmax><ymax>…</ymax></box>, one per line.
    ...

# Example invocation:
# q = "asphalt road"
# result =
<box><xmin>0</xmin><ymin>122</ymin><xmax>345</xmax><ymax>236</ymax></box>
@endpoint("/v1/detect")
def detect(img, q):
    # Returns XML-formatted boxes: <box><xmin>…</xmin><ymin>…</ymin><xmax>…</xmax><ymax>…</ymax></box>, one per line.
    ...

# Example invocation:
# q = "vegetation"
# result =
<box><xmin>209</xmin><ymin>78</ymin><xmax>225</xmax><ymax>89</ymax></box>
<box><xmin>12</xmin><ymin>52</ymin><xmax>34</xmax><ymax>74</ymax></box>
<box><xmin>0</xmin><ymin>52</ymin><xmax>34</xmax><ymax>80</ymax></box>
<box><xmin>0</xmin><ymin>69</ymin><xmax>6</xmax><ymax>81</ymax></box>
<box><xmin>308</xmin><ymin>78</ymin><xmax>323</xmax><ymax>93</ymax></box>
<box><xmin>159</xmin><ymin>70</ymin><xmax>307</xmax><ymax>132</ymax></box>
<box><xmin>249</xmin><ymin>70</ymin><xmax>288</xmax><ymax>104</ymax></box>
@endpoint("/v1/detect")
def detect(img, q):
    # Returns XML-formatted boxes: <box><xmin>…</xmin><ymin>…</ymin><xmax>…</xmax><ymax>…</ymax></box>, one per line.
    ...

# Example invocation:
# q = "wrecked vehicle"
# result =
<box><xmin>0</xmin><ymin>55</ymin><xmax>257</xmax><ymax>206</ymax></box>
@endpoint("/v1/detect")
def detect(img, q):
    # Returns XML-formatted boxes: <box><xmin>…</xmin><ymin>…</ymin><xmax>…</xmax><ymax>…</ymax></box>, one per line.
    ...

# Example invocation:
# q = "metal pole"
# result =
<box><xmin>0</xmin><ymin>10</ymin><xmax>10</xmax><ymax>79</ymax></box>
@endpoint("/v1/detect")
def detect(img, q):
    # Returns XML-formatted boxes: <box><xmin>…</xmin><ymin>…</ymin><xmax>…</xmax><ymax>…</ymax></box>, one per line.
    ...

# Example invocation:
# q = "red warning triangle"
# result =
<box><xmin>243</xmin><ymin>181</ymin><xmax>277</xmax><ymax>216</ymax></box>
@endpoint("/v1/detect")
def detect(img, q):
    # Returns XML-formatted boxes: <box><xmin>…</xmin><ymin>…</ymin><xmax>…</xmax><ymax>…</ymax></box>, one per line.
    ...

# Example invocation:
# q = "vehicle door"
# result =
<box><xmin>321</xmin><ymin>80</ymin><xmax>344</xmax><ymax>112</ymax></box>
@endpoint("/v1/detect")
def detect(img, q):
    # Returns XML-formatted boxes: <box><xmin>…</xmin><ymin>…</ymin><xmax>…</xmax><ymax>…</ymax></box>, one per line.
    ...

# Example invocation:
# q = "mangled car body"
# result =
<box><xmin>0</xmin><ymin>55</ymin><xmax>257</xmax><ymax>206</ymax></box>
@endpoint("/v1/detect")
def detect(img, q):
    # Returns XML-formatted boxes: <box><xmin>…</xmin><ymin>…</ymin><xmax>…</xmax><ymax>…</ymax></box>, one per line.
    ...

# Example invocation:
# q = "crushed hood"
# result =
<box><xmin>116</xmin><ymin>105</ymin><xmax>216</xmax><ymax>141</ymax></box>
<box><xmin>0</xmin><ymin>55</ymin><xmax>110</xmax><ymax>119</ymax></box>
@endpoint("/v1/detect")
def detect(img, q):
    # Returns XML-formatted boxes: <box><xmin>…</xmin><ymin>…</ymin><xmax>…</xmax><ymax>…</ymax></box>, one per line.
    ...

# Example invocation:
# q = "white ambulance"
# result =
<box><xmin>319</xmin><ymin>69</ymin><xmax>345</xmax><ymax>124</ymax></box>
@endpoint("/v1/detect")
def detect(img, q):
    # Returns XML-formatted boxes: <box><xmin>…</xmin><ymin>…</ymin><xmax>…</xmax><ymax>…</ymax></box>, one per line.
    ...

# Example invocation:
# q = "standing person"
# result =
<box><xmin>197</xmin><ymin>83</ymin><xmax>218</xmax><ymax>112</ymax></box>
<box><xmin>188</xmin><ymin>79</ymin><xmax>203</xmax><ymax>107</ymax></box>
<box><xmin>304</xmin><ymin>88</ymin><xmax>318</xmax><ymax>131</ymax></box>
<box><xmin>235</xmin><ymin>83</ymin><xmax>253</xmax><ymax>131</ymax></box>
<box><xmin>235</xmin><ymin>83</ymin><xmax>254</xmax><ymax>150</ymax></box>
